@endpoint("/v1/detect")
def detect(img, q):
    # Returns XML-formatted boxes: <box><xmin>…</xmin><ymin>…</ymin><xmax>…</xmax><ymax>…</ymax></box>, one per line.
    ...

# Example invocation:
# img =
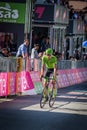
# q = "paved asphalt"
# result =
<box><xmin>0</xmin><ymin>82</ymin><xmax>87</xmax><ymax>130</ymax></box>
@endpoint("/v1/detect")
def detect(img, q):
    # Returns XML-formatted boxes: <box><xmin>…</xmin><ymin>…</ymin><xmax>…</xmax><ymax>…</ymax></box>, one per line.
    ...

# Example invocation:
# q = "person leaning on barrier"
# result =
<box><xmin>16</xmin><ymin>38</ymin><xmax>29</xmax><ymax>58</ymax></box>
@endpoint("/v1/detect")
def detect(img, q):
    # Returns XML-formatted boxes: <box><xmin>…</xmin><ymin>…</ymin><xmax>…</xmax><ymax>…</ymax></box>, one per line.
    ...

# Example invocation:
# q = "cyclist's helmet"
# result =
<box><xmin>46</xmin><ymin>48</ymin><xmax>53</xmax><ymax>55</ymax></box>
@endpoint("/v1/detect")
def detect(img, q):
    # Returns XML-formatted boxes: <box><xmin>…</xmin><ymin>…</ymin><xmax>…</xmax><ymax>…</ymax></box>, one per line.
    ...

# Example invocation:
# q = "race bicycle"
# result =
<box><xmin>40</xmin><ymin>76</ymin><xmax>58</xmax><ymax>108</ymax></box>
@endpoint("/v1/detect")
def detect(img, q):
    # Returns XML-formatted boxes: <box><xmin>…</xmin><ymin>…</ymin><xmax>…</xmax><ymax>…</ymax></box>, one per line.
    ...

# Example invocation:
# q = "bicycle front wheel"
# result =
<box><xmin>40</xmin><ymin>87</ymin><xmax>48</xmax><ymax>108</ymax></box>
<box><xmin>49</xmin><ymin>88</ymin><xmax>56</xmax><ymax>107</ymax></box>
<box><xmin>49</xmin><ymin>81</ymin><xmax>58</xmax><ymax>107</ymax></box>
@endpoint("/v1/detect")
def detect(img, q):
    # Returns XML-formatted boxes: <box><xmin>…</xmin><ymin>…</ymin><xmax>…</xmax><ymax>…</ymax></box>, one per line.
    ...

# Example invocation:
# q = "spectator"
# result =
<box><xmin>82</xmin><ymin>54</ymin><xmax>87</xmax><ymax>60</ymax></box>
<box><xmin>16</xmin><ymin>38</ymin><xmax>29</xmax><ymax>58</ymax></box>
<box><xmin>41</xmin><ymin>36</ymin><xmax>51</xmax><ymax>53</ymax></box>
<box><xmin>69</xmin><ymin>56</ymin><xmax>74</xmax><ymax>60</ymax></box>
<box><xmin>0</xmin><ymin>33</ymin><xmax>5</xmax><ymax>49</ymax></box>
<box><xmin>4</xmin><ymin>34</ymin><xmax>13</xmax><ymax>52</ymax></box>
<box><xmin>30</xmin><ymin>44</ymin><xmax>42</xmax><ymax>71</ymax></box>
<box><xmin>32</xmin><ymin>33</ymin><xmax>39</xmax><ymax>48</ymax></box>
<box><xmin>73</xmin><ymin>50</ymin><xmax>80</xmax><ymax>60</ymax></box>
<box><xmin>0</xmin><ymin>48</ymin><xmax>10</xmax><ymax>57</ymax></box>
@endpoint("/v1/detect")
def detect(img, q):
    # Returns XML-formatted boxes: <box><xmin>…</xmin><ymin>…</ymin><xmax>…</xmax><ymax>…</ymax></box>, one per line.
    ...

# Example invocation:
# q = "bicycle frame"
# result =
<box><xmin>40</xmin><ymin>76</ymin><xmax>57</xmax><ymax>108</ymax></box>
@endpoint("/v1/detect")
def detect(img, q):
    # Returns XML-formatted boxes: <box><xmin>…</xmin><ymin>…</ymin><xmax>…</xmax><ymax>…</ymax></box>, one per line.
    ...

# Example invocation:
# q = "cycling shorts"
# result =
<box><xmin>44</xmin><ymin>68</ymin><xmax>54</xmax><ymax>81</ymax></box>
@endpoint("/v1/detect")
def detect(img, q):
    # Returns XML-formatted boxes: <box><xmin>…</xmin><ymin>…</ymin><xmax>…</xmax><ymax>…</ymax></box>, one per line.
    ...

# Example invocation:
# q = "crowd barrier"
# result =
<box><xmin>0</xmin><ymin>68</ymin><xmax>87</xmax><ymax>97</ymax></box>
<box><xmin>29</xmin><ymin>59</ymin><xmax>87</xmax><ymax>71</ymax></box>
<box><xmin>0</xmin><ymin>57</ymin><xmax>87</xmax><ymax>97</ymax></box>
<box><xmin>0</xmin><ymin>57</ymin><xmax>26</xmax><ymax>72</ymax></box>
<box><xmin>0</xmin><ymin>57</ymin><xmax>87</xmax><ymax>72</ymax></box>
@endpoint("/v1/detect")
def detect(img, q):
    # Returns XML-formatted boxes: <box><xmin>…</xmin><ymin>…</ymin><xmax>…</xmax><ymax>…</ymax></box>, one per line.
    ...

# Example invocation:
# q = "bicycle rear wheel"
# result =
<box><xmin>49</xmin><ymin>88</ymin><xmax>56</xmax><ymax>107</ymax></box>
<box><xmin>40</xmin><ymin>87</ymin><xmax>48</xmax><ymax>108</ymax></box>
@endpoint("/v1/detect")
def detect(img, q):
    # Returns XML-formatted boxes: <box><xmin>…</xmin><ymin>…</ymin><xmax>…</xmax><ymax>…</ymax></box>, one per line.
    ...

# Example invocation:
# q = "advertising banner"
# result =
<box><xmin>30</xmin><ymin>71</ymin><xmax>43</xmax><ymax>94</ymax></box>
<box><xmin>70</xmin><ymin>69</ymin><xmax>79</xmax><ymax>84</ymax></box>
<box><xmin>8</xmin><ymin>72</ymin><xmax>16</xmax><ymax>95</ymax></box>
<box><xmin>0</xmin><ymin>68</ymin><xmax>87</xmax><ymax>97</ymax></box>
<box><xmin>34</xmin><ymin>4</ymin><xmax>69</xmax><ymax>24</ymax></box>
<box><xmin>82</xmin><ymin>68</ymin><xmax>87</xmax><ymax>81</ymax></box>
<box><xmin>77</xmin><ymin>68</ymin><xmax>87</xmax><ymax>82</ymax></box>
<box><xmin>34</xmin><ymin>4</ymin><xmax>54</xmax><ymax>22</ymax></box>
<box><xmin>54</xmin><ymin>5</ymin><xmax>69</xmax><ymax>24</ymax></box>
<box><xmin>73</xmin><ymin>20</ymin><xmax>85</xmax><ymax>34</ymax></box>
<box><xmin>0</xmin><ymin>2</ymin><xmax>26</xmax><ymax>24</ymax></box>
<box><xmin>16</xmin><ymin>71</ymin><xmax>36</xmax><ymax>95</ymax></box>
<box><xmin>67</xmin><ymin>69</ymin><xmax>78</xmax><ymax>85</ymax></box>
<box><xmin>57</xmin><ymin>70</ymin><xmax>70</xmax><ymax>88</ymax></box>
<box><xmin>0</xmin><ymin>73</ymin><xmax>8</xmax><ymax>96</ymax></box>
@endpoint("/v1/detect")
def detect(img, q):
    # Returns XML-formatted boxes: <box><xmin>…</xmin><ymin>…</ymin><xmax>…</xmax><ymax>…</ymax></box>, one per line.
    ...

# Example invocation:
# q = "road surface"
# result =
<box><xmin>0</xmin><ymin>82</ymin><xmax>87</xmax><ymax>130</ymax></box>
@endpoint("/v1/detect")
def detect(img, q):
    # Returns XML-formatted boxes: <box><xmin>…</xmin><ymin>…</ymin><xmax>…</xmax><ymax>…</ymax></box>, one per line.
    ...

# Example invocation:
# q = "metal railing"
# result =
<box><xmin>36</xmin><ymin>59</ymin><xmax>87</xmax><ymax>71</ymax></box>
<box><xmin>0</xmin><ymin>57</ymin><xmax>87</xmax><ymax>72</ymax></box>
<box><xmin>57</xmin><ymin>60</ymin><xmax>87</xmax><ymax>70</ymax></box>
<box><xmin>0</xmin><ymin>57</ymin><xmax>26</xmax><ymax>72</ymax></box>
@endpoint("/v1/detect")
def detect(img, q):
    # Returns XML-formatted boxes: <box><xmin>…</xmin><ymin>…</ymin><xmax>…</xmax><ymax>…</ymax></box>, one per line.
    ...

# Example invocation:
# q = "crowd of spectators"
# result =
<box><xmin>31</xmin><ymin>31</ymin><xmax>87</xmax><ymax>62</ymax></box>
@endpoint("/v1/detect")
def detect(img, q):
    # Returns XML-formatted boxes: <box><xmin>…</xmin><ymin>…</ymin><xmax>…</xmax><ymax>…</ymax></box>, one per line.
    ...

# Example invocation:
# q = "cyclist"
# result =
<box><xmin>40</xmin><ymin>48</ymin><xmax>57</xmax><ymax>99</ymax></box>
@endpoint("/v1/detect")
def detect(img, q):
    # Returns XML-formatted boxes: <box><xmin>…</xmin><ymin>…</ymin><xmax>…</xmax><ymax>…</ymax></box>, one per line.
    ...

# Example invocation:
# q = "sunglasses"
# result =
<box><xmin>47</xmin><ymin>54</ymin><xmax>51</xmax><ymax>56</ymax></box>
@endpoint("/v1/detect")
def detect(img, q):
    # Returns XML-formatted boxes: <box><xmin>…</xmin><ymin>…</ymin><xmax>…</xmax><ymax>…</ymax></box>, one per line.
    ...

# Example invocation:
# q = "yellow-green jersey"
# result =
<box><xmin>42</xmin><ymin>55</ymin><xmax>57</xmax><ymax>69</ymax></box>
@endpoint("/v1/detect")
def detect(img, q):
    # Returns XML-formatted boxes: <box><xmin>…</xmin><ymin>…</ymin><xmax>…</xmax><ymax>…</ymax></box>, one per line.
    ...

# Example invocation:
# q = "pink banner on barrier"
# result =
<box><xmin>76</xmin><ymin>69</ymin><xmax>82</xmax><ymax>83</ymax></box>
<box><xmin>78</xmin><ymin>69</ymin><xmax>84</xmax><ymax>82</ymax></box>
<box><xmin>8</xmin><ymin>73</ymin><xmax>16</xmax><ymax>95</ymax></box>
<box><xmin>57</xmin><ymin>68</ymin><xmax>87</xmax><ymax>88</ymax></box>
<box><xmin>16</xmin><ymin>71</ymin><xmax>34</xmax><ymax>92</ymax></box>
<box><xmin>64</xmin><ymin>70</ymin><xmax>70</xmax><ymax>86</ymax></box>
<box><xmin>0</xmin><ymin>73</ymin><xmax>8</xmax><ymax>96</ymax></box>
<box><xmin>67</xmin><ymin>69</ymin><xmax>78</xmax><ymax>85</ymax></box>
<box><xmin>30</xmin><ymin>71</ymin><xmax>43</xmax><ymax>94</ymax></box>
<box><xmin>57</xmin><ymin>70</ymin><xmax>64</xmax><ymax>88</ymax></box>
<box><xmin>77</xmin><ymin>68</ymin><xmax>87</xmax><ymax>82</ymax></box>
<box><xmin>0</xmin><ymin>68</ymin><xmax>87</xmax><ymax>97</ymax></box>
<box><xmin>82</xmin><ymin>68</ymin><xmax>87</xmax><ymax>81</ymax></box>
<box><xmin>57</xmin><ymin>70</ymin><xmax>70</xmax><ymax>88</ymax></box>
<box><xmin>30</xmin><ymin>71</ymin><xmax>41</xmax><ymax>82</ymax></box>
